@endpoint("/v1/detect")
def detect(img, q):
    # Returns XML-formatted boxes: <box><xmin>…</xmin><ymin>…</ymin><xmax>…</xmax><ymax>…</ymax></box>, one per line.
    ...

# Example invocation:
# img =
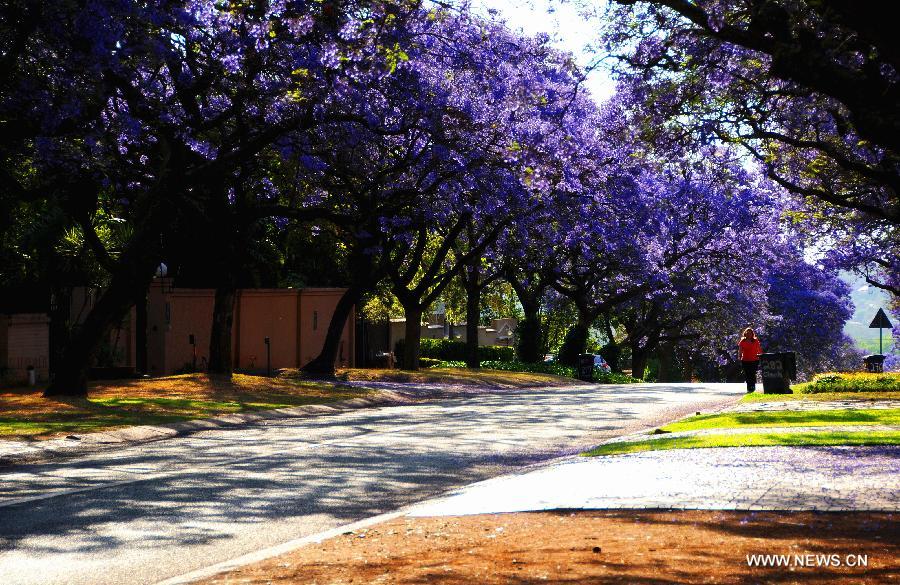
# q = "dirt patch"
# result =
<box><xmin>200</xmin><ymin>511</ymin><xmax>898</xmax><ymax>584</ymax></box>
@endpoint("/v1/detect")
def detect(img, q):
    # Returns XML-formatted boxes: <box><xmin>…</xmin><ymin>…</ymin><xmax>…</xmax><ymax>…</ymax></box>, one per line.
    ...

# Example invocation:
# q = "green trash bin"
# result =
<box><xmin>576</xmin><ymin>354</ymin><xmax>594</xmax><ymax>382</ymax></box>
<box><xmin>759</xmin><ymin>352</ymin><xmax>796</xmax><ymax>394</ymax></box>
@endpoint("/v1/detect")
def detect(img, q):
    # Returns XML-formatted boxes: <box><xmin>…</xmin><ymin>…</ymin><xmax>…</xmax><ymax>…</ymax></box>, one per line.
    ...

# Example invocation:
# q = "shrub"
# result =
<box><xmin>798</xmin><ymin>372</ymin><xmax>900</xmax><ymax>394</ymax></box>
<box><xmin>418</xmin><ymin>357</ymin><xmax>443</xmax><ymax>369</ymax></box>
<box><xmin>416</xmin><ymin>338</ymin><xmax>516</xmax><ymax>362</ymax></box>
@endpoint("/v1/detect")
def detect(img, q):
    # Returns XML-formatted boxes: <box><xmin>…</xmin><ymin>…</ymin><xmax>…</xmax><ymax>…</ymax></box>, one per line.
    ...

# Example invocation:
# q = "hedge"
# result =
<box><xmin>797</xmin><ymin>372</ymin><xmax>900</xmax><ymax>394</ymax></box>
<box><xmin>397</xmin><ymin>338</ymin><xmax>516</xmax><ymax>362</ymax></box>
<box><xmin>430</xmin><ymin>359</ymin><xmax>640</xmax><ymax>384</ymax></box>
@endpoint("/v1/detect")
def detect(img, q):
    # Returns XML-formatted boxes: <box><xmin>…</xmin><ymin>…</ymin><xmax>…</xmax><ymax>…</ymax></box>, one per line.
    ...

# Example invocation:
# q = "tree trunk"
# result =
<box><xmin>400</xmin><ymin>305</ymin><xmax>423</xmax><ymax>370</ymax></box>
<box><xmin>631</xmin><ymin>344</ymin><xmax>649</xmax><ymax>381</ymax></box>
<box><xmin>302</xmin><ymin>284</ymin><xmax>363</xmax><ymax>378</ymax></box>
<box><xmin>558</xmin><ymin>309</ymin><xmax>593</xmax><ymax>367</ymax></box>
<box><xmin>44</xmin><ymin>259</ymin><xmax>157</xmax><ymax>397</ymax></box>
<box><xmin>657</xmin><ymin>341</ymin><xmax>676</xmax><ymax>382</ymax></box>
<box><xmin>516</xmin><ymin>298</ymin><xmax>543</xmax><ymax>363</ymax></box>
<box><xmin>135</xmin><ymin>288</ymin><xmax>148</xmax><ymax>375</ymax></box>
<box><xmin>208</xmin><ymin>282</ymin><xmax>236</xmax><ymax>377</ymax></box>
<box><xmin>464</xmin><ymin>269</ymin><xmax>481</xmax><ymax>369</ymax></box>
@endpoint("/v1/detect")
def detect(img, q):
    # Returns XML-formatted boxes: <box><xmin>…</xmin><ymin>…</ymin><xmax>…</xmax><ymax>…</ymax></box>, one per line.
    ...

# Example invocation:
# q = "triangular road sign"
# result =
<box><xmin>869</xmin><ymin>308</ymin><xmax>893</xmax><ymax>329</ymax></box>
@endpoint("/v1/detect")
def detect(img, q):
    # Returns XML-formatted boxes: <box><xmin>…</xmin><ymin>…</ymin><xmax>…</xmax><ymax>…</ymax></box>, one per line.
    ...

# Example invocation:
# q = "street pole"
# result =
<box><xmin>265</xmin><ymin>336</ymin><xmax>271</xmax><ymax>377</ymax></box>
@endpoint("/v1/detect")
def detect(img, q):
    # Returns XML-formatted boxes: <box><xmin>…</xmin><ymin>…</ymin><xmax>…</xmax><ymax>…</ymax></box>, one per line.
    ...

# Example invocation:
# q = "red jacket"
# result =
<box><xmin>739</xmin><ymin>338</ymin><xmax>762</xmax><ymax>362</ymax></box>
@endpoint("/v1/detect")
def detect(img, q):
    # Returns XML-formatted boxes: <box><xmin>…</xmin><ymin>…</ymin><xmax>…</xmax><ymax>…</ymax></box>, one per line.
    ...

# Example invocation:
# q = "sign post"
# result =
<box><xmin>869</xmin><ymin>308</ymin><xmax>893</xmax><ymax>355</ymax></box>
<box><xmin>865</xmin><ymin>309</ymin><xmax>893</xmax><ymax>373</ymax></box>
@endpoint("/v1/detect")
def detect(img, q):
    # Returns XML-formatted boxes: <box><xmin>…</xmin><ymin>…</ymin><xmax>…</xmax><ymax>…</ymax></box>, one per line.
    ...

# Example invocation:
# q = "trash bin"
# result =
<box><xmin>759</xmin><ymin>352</ymin><xmax>796</xmax><ymax>394</ymax></box>
<box><xmin>864</xmin><ymin>354</ymin><xmax>885</xmax><ymax>373</ymax></box>
<box><xmin>576</xmin><ymin>354</ymin><xmax>594</xmax><ymax>382</ymax></box>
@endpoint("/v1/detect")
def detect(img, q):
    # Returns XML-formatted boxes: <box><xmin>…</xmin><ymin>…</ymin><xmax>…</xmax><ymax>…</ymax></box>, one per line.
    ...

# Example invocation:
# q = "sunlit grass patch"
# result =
<box><xmin>582</xmin><ymin>431</ymin><xmax>900</xmax><ymax>457</ymax></box>
<box><xmin>337</xmin><ymin>367</ymin><xmax>579</xmax><ymax>388</ymax></box>
<box><xmin>0</xmin><ymin>373</ymin><xmax>372</xmax><ymax>440</ymax></box>
<box><xmin>660</xmin><ymin>409</ymin><xmax>900</xmax><ymax>432</ymax></box>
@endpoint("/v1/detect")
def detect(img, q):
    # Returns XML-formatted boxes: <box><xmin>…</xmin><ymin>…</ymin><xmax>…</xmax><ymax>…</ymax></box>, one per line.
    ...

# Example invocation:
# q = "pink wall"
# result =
<box><xmin>0</xmin><ymin>313</ymin><xmax>50</xmax><ymax>383</ymax></box>
<box><xmin>297</xmin><ymin>289</ymin><xmax>354</xmax><ymax>368</ymax></box>
<box><xmin>147</xmin><ymin>284</ymin><xmax>215</xmax><ymax>375</ymax></box>
<box><xmin>146</xmin><ymin>281</ymin><xmax>353</xmax><ymax>375</ymax></box>
<box><xmin>235</xmin><ymin>290</ymin><xmax>298</xmax><ymax>371</ymax></box>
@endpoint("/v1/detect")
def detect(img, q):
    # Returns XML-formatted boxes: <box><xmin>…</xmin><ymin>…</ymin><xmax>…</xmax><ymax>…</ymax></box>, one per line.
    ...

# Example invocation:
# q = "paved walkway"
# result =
<box><xmin>608</xmin><ymin>424</ymin><xmax>900</xmax><ymax>445</ymax></box>
<box><xmin>409</xmin><ymin>445</ymin><xmax>900</xmax><ymax>516</ymax></box>
<box><xmin>732</xmin><ymin>399</ymin><xmax>900</xmax><ymax>412</ymax></box>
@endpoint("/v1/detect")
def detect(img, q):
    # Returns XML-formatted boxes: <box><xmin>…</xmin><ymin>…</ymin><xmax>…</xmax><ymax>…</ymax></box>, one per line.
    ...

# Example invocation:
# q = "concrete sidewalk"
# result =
<box><xmin>408</xmin><ymin>445</ymin><xmax>900</xmax><ymax>515</ymax></box>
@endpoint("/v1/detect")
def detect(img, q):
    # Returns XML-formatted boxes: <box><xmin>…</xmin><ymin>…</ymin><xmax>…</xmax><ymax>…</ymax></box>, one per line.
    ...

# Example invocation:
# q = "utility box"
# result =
<box><xmin>759</xmin><ymin>352</ymin><xmax>796</xmax><ymax>394</ymax></box>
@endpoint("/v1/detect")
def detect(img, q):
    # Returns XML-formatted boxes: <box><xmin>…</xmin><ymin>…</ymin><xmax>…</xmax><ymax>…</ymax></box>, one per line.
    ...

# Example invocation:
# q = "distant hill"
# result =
<box><xmin>843</xmin><ymin>273</ymin><xmax>895</xmax><ymax>355</ymax></box>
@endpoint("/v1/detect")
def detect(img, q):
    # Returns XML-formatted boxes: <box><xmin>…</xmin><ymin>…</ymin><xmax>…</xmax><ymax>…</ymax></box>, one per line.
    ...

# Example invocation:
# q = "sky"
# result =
<box><xmin>470</xmin><ymin>0</ymin><xmax>616</xmax><ymax>102</ymax></box>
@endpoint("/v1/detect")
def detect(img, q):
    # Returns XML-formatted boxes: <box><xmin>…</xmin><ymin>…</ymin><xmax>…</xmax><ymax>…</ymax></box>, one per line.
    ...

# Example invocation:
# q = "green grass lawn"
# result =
<box><xmin>660</xmin><ymin>408</ymin><xmax>900</xmax><ymax>432</ymax></box>
<box><xmin>583</xmin><ymin>430</ymin><xmax>900</xmax><ymax>456</ymax></box>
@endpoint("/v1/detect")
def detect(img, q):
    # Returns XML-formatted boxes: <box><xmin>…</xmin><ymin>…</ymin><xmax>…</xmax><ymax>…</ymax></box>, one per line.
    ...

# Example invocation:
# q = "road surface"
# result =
<box><xmin>0</xmin><ymin>382</ymin><xmax>742</xmax><ymax>585</ymax></box>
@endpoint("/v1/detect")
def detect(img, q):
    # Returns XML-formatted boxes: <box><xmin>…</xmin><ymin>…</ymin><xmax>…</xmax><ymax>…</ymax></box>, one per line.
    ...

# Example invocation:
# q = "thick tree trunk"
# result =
<box><xmin>631</xmin><ymin>344</ymin><xmax>649</xmax><ymax>381</ymax></box>
<box><xmin>465</xmin><ymin>297</ymin><xmax>480</xmax><ymax>369</ymax></box>
<box><xmin>208</xmin><ymin>283</ymin><xmax>236</xmax><ymax>377</ymax></box>
<box><xmin>516</xmin><ymin>298</ymin><xmax>543</xmax><ymax>363</ymax></box>
<box><xmin>558</xmin><ymin>309</ymin><xmax>593</xmax><ymax>367</ymax></box>
<box><xmin>464</xmin><ymin>270</ymin><xmax>481</xmax><ymax>369</ymax></box>
<box><xmin>44</xmin><ymin>257</ymin><xmax>158</xmax><ymax>397</ymax></box>
<box><xmin>679</xmin><ymin>348</ymin><xmax>695</xmax><ymax>382</ymax></box>
<box><xmin>400</xmin><ymin>305</ymin><xmax>423</xmax><ymax>370</ymax></box>
<box><xmin>135</xmin><ymin>289</ymin><xmax>148</xmax><ymax>375</ymax></box>
<box><xmin>302</xmin><ymin>284</ymin><xmax>363</xmax><ymax>378</ymax></box>
<box><xmin>657</xmin><ymin>342</ymin><xmax>676</xmax><ymax>382</ymax></box>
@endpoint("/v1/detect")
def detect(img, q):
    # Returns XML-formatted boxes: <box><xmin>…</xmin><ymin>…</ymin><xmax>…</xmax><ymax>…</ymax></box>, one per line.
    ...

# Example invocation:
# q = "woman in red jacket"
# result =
<box><xmin>738</xmin><ymin>327</ymin><xmax>762</xmax><ymax>393</ymax></box>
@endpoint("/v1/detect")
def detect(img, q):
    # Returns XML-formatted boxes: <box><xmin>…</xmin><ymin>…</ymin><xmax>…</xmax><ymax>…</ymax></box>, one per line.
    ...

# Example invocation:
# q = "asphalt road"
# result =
<box><xmin>0</xmin><ymin>382</ymin><xmax>742</xmax><ymax>585</ymax></box>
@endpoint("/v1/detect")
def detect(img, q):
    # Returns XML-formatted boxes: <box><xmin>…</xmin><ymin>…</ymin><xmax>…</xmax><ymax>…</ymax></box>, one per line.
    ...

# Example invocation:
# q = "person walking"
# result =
<box><xmin>738</xmin><ymin>327</ymin><xmax>763</xmax><ymax>393</ymax></box>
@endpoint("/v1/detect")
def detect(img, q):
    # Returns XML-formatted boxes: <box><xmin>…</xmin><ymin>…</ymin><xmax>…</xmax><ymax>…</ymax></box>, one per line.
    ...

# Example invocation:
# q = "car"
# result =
<box><xmin>592</xmin><ymin>354</ymin><xmax>612</xmax><ymax>373</ymax></box>
<box><xmin>543</xmin><ymin>354</ymin><xmax>556</xmax><ymax>363</ymax></box>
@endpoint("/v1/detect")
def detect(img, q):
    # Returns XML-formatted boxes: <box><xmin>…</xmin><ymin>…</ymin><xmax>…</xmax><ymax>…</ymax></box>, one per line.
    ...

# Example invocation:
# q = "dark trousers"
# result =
<box><xmin>742</xmin><ymin>361</ymin><xmax>759</xmax><ymax>393</ymax></box>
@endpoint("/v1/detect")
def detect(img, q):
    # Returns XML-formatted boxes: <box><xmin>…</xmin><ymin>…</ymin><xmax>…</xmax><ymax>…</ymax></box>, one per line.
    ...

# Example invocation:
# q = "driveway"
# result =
<box><xmin>0</xmin><ymin>382</ymin><xmax>741</xmax><ymax>585</ymax></box>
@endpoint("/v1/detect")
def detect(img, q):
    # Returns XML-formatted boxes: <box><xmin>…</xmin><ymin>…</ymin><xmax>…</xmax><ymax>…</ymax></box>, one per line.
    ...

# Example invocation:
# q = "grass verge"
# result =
<box><xmin>0</xmin><ymin>373</ymin><xmax>371</xmax><ymax>440</ymax></box>
<box><xmin>660</xmin><ymin>408</ymin><xmax>900</xmax><ymax>432</ymax></box>
<box><xmin>337</xmin><ymin>367</ymin><xmax>578</xmax><ymax>388</ymax></box>
<box><xmin>582</xmin><ymin>430</ymin><xmax>900</xmax><ymax>456</ymax></box>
